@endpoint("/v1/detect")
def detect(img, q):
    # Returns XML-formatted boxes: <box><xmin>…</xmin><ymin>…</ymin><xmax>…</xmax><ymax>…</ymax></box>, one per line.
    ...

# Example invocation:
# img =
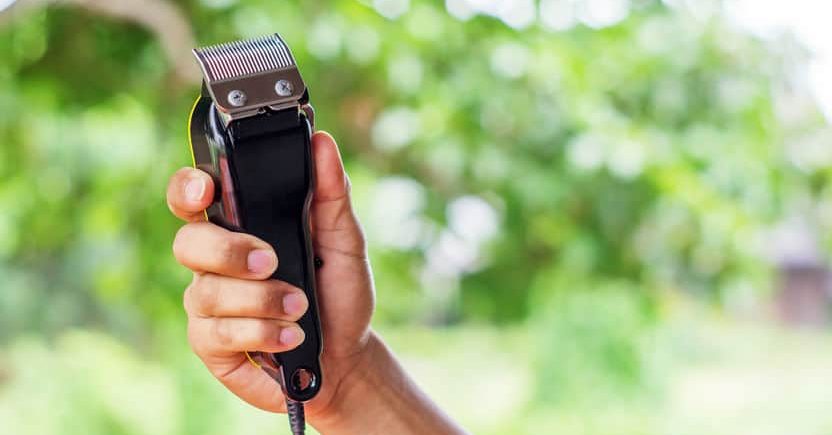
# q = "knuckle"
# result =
<box><xmin>183</xmin><ymin>282</ymin><xmax>196</xmax><ymax>314</ymax></box>
<box><xmin>172</xmin><ymin>225</ymin><xmax>193</xmax><ymax>262</ymax></box>
<box><xmin>259</xmin><ymin>283</ymin><xmax>282</xmax><ymax>315</ymax></box>
<box><xmin>193</xmin><ymin>274</ymin><xmax>220</xmax><ymax>316</ymax></box>
<box><xmin>215</xmin><ymin>235</ymin><xmax>241</xmax><ymax>270</ymax></box>
<box><xmin>251</xmin><ymin>320</ymin><xmax>277</xmax><ymax>345</ymax></box>
<box><xmin>213</xmin><ymin>319</ymin><xmax>233</xmax><ymax>347</ymax></box>
<box><xmin>186</xmin><ymin>320</ymin><xmax>206</xmax><ymax>354</ymax></box>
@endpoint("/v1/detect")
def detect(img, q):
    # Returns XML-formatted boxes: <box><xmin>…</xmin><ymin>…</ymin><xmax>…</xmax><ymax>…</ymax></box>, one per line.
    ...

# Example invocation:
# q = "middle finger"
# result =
<box><xmin>184</xmin><ymin>274</ymin><xmax>308</xmax><ymax>321</ymax></box>
<box><xmin>173</xmin><ymin>222</ymin><xmax>278</xmax><ymax>279</ymax></box>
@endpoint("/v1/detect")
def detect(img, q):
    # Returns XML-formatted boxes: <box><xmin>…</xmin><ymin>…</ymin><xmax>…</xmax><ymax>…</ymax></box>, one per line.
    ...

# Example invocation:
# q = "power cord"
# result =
<box><xmin>287</xmin><ymin>399</ymin><xmax>306</xmax><ymax>435</ymax></box>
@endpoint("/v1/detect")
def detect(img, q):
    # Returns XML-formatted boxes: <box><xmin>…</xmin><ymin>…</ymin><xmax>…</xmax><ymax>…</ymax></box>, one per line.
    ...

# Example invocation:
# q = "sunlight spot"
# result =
<box><xmin>448</xmin><ymin>196</ymin><xmax>501</xmax><ymax>244</ymax></box>
<box><xmin>578</xmin><ymin>0</ymin><xmax>630</xmax><ymax>29</ymax></box>
<box><xmin>491</xmin><ymin>42</ymin><xmax>531</xmax><ymax>79</ymax></box>
<box><xmin>0</xmin><ymin>0</ymin><xmax>17</xmax><ymax>13</ymax></box>
<box><xmin>372</xmin><ymin>106</ymin><xmax>422</xmax><ymax>150</ymax></box>
<box><xmin>540</xmin><ymin>0</ymin><xmax>578</xmax><ymax>32</ymax></box>
<box><xmin>374</xmin><ymin>0</ymin><xmax>411</xmax><ymax>19</ymax></box>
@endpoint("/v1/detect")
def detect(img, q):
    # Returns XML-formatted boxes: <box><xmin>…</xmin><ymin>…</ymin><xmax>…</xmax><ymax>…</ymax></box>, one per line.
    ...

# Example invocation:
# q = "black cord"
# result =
<box><xmin>287</xmin><ymin>399</ymin><xmax>306</xmax><ymax>435</ymax></box>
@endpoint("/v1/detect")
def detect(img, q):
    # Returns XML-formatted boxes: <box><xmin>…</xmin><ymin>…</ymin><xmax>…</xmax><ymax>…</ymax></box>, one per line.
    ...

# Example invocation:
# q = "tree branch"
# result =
<box><xmin>1</xmin><ymin>0</ymin><xmax>199</xmax><ymax>84</ymax></box>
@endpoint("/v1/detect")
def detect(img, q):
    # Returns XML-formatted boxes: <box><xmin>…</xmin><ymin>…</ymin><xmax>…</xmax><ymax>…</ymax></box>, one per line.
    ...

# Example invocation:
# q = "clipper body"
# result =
<box><xmin>188</xmin><ymin>34</ymin><xmax>322</xmax><ymax>402</ymax></box>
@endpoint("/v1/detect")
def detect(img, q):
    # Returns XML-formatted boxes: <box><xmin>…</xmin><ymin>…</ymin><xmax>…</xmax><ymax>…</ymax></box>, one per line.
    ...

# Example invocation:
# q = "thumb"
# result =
<box><xmin>310</xmin><ymin>131</ymin><xmax>366</xmax><ymax>257</ymax></box>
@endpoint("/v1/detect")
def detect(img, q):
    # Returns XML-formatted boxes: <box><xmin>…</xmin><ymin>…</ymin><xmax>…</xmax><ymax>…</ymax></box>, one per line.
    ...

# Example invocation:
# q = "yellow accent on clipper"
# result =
<box><xmin>245</xmin><ymin>351</ymin><xmax>262</xmax><ymax>369</ymax></box>
<box><xmin>187</xmin><ymin>97</ymin><xmax>209</xmax><ymax>222</ymax></box>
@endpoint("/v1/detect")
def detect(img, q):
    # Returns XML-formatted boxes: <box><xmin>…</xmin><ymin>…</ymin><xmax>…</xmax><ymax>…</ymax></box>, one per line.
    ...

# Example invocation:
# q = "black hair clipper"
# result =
<box><xmin>187</xmin><ymin>34</ymin><xmax>322</xmax><ymax>425</ymax></box>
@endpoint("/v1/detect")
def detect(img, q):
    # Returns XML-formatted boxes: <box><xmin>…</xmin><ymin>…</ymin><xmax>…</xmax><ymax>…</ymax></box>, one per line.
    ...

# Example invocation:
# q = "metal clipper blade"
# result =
<box><xmin>193</xmin><ymin>34</ymin><xmax>307</xmax><ymax>120</ymax></box>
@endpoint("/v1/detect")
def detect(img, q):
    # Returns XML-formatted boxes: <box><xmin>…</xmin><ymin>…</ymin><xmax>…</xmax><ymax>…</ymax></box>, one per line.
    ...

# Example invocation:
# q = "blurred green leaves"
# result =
<box><xmin>1</xmin><ymin>0</ymin><xmax>830</xmax><ymax>433</ymax></box>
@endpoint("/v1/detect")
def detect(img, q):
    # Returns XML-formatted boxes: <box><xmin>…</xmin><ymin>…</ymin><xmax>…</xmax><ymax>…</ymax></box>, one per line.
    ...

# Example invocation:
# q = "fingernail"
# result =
<box><xmin>279</xmin><ymin>326</ymin><xmax>304</xmax><ymax>346</ymax></box>
<box><xmin>283</xmin><ymin>292</ymin><xmax>307</xmax><ymax>316</ymax></box>
<box><xmin>185</xmin><ymin>177</ymin><xmax>206</xmax><ymax>202</ymax></box>
<box><xmin>247</xmin><ymin>249</ymin><xmax>276</xmax><ymax>274</ymax></box>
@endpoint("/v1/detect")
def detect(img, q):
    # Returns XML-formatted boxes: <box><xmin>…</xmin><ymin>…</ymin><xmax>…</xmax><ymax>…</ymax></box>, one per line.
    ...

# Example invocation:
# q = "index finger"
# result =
<box><xmin>167</xmin><ymin>167</ymin><xmax>215</xmax><ymax>222</ymax></box>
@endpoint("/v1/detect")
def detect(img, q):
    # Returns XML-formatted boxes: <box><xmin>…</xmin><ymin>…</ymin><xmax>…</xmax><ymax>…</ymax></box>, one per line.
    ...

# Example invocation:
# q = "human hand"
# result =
<box><xmin>168</xmin><ymin>131</ymin><xmax>466</xmax><ymax>434</ymax></box>
<box><xmin>167</xmin><ymin>131</ymin><xmax>375</xmax><ymax>420</ymax></box>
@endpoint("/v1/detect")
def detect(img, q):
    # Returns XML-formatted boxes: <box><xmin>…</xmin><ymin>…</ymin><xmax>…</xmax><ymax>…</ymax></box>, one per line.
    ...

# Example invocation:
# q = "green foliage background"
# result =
<box><xmin>1</xmin><ymin>0</ymin><xmax>830</xmax><ymax>434</ymax></box>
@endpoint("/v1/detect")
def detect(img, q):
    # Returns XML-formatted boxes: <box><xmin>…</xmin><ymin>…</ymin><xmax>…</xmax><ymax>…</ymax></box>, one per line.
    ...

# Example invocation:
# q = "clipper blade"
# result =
<box><xmin>193</xmin><ymin>34</ymin><xmax>307</xmax><ymax>119</ymax></box>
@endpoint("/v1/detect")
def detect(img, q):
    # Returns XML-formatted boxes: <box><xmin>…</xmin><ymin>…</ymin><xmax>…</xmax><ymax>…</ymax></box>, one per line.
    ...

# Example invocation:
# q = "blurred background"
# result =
<box><xmin>2</xmin><ymin>0</ymin><xmax>832</xmax><ymax>434</ymax></box>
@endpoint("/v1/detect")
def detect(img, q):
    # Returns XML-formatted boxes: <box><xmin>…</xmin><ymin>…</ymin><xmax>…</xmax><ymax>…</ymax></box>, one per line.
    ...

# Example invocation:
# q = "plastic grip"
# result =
<box><xmin>189</xmin><ymin>97</ymin><xmax>323</xmax><ymax>402</ymax></box>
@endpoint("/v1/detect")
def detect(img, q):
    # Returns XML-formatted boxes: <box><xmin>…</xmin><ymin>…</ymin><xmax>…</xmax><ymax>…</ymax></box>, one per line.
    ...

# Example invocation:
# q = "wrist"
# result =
<box><xmin>306</xmin><ymin>330</ymin><xmax>385</xmax><ymax>432</ymax></box>
<box><xmin>308</xmin><ymin>330</ymin><xmax>468</xmax><ymax>435</ymax></box>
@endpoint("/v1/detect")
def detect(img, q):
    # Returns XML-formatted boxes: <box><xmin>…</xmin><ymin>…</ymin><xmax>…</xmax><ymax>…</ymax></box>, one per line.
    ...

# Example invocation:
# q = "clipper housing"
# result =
<box><xmin>188</xmin><ymin>33</ymin><xmax>322</xmax><ymax>402</ymax></box>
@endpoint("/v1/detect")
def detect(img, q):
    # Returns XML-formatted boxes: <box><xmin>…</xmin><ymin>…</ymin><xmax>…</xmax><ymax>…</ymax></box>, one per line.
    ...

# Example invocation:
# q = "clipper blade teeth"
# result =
<box><xmin>192</xmin><ymin>33</ymin><xmax>306</xmax><ymax>119</ymax></box>
<box><xmin>194</xmin><ymin>34</ymin><xmax>296</xmax><ymax>82</ymax></box>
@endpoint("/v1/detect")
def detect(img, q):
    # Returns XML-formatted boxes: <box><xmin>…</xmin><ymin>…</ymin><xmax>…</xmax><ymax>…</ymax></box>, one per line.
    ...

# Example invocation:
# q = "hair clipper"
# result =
<box><xmin>187</xmin><ymin>34</ymin><xmax>323</xmax><ymax>408</ymax></box>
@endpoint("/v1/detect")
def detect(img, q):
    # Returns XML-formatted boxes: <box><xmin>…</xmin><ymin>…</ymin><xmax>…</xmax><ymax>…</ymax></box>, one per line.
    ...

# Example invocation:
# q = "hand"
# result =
<box><xmin>167</xmin><ymin>132</ymin><xmax>374</xmax><ymax>419</ymax></box>
<box><xmin>168</xmin><ymin>131</ymin><xmax>467</xmax><ymax>434</ymax></box>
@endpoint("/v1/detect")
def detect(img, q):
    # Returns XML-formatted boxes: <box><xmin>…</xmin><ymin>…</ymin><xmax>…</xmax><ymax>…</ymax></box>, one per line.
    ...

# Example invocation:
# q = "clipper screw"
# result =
<box><xmin>227</xmin><ymin>90</ymin><xmax>247</xmax><ymax>107</ymax></box>
<box><xmin>275</xmin><ymin>80</ymin><xmax>294</xmax><ymax>97</ymax></box>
